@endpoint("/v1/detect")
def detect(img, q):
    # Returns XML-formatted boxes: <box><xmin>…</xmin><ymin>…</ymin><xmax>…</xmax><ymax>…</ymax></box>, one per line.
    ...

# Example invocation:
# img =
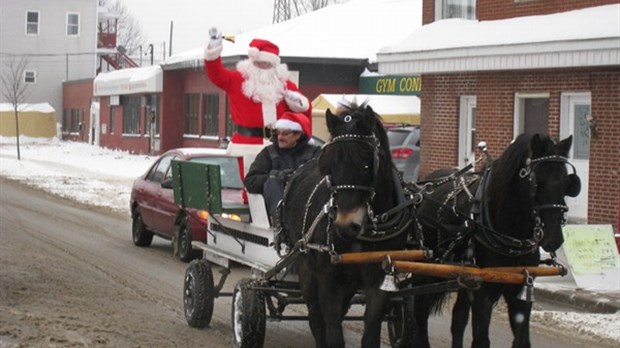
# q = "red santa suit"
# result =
<box><xmin>204</xmin><ymin>38</ymin><xmax>312</xmax><ymax>147</ymax></box>
<box><xmin>204</xmin><ymin>38</ymin><xmax>312</xmax><ymax>203</ymax></box>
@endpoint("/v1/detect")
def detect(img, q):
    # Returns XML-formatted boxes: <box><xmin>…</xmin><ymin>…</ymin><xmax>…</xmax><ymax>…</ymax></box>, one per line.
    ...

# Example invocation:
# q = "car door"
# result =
<box><xmin>138</xmin><ymin>154</ymin><xmax>174</xmax><ymax>233</ymax></box>
<box><xmin>150</xmin><ymin>159</ymin><xmax>179</xmax><ymax>236</ymax></box>
<box><xmin>147</xmin><ymin>154</ymin><xmax>178</xmax><ymax>236</ymax></box>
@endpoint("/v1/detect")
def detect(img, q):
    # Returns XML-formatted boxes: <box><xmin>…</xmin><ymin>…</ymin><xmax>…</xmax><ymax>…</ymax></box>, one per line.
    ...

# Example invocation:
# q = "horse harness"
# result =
<box><xmin>422</xmin><ymin>154</ymin><xmax>577</xmax><ymax>259</ymax></box>
<box><xmin>284</xmin><ymin>132</ymin><xmax>416</xmax><ymax>257</ymax></box>
<box><xmin>277</xmin><ymin>137</ymin><xmax>578</xmax><ymax>266</ymax></box>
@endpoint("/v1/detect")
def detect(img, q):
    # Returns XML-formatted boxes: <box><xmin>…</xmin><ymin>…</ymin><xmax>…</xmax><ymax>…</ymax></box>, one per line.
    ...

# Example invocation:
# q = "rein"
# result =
<box><xmin>475</xmin><ymin>155</ymin><xmax>574</xmax><ymax>256</ymax></box>
<box><xmin>294</xmin><ymin>132</ymin><xmax>414</xmax><ymax>255</ymax></box>
<box><xmin>475</xmin><ymin>167</ymin><xmax>541</xmax><ymax>256</ymax></box>
<box><xmin>415</xmin><ymin>153</ymin><xmax>576</xmax><ymax>259</ymax></box>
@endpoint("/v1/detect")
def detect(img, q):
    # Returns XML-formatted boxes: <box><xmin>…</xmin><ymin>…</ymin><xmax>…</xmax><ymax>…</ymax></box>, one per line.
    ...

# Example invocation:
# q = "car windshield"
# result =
<box><xmin>190</xmin><ymin>157</ymin><xmax>243</xmax><ymax>189</ymax></box>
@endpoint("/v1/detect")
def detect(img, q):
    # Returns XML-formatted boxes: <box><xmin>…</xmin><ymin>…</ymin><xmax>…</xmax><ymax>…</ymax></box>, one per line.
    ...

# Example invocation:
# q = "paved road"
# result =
<box><xmin>0</xmin><ymin>178</ymin><xmax>613</xmax><ymax>347</ymax></box>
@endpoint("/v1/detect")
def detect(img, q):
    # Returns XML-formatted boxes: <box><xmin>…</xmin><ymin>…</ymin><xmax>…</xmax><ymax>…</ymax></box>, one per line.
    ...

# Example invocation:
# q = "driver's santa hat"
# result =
<box><xmin>275</xmin><ymin>112</ymin><xmax>311</xmax><ymax>138</ymax></box>
<box><xmin>247</xmin><ymin>39</ymin><xmax>281</xmax><ymax>65</ymax></box>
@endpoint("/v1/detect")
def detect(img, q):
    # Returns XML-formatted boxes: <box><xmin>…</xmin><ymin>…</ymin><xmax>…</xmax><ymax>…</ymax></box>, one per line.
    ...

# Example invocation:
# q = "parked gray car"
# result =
<box><xmin>387</xmin><ymin>126</ymin><xmax>420</xmax><ymax>182</ymax></box>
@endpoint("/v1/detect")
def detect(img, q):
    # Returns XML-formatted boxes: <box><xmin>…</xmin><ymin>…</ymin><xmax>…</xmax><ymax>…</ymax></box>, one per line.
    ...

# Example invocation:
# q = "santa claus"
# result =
<box><xmin>204</xmin><ymin>28</ymin><xmax>312</xmax><ymax>203</ymax></box>
<box><xmin>204</xmin><ymin>28</ymin><xmax>312</xmax><ymax>150</ymax></box>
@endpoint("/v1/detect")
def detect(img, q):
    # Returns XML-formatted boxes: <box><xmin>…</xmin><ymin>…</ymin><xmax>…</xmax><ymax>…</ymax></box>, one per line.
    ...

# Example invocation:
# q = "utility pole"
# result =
<box><xmin>148</xmin><ymin>44</ymin><xmax>153</xmax><ymax>65</ymax></box>
<box><xmin>169</xmin><ymin>21</ymin><xmax>173</xmax><ymax>57</ymax></box>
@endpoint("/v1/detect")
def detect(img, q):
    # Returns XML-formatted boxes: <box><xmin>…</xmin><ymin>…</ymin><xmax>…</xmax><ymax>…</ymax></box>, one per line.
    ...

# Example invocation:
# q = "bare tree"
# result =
<box><xmin>99</xmin><ymin>0</ymin><xmax>148</xmax><ymax>56</ymax></box>
<box><xmin>296</xmin><ymin>0</ymin><xmax>348</xmax><ymax>15</ymax></box>
<box><xmin>0</xmin><ymin>56</ymin><xmax>32</xmax><ymax>160</ymax></box>
<box><xmin>275</xmin><ymin>0</ymin><xmax>349</xmax><ymax>22</ymax></box>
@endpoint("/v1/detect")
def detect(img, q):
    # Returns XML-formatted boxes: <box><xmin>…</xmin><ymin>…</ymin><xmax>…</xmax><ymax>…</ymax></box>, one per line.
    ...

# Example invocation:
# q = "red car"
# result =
<box><xmin>130</xmin><ymin>147</ymin><xmax>244</xmax><ymax>262</ymax></box>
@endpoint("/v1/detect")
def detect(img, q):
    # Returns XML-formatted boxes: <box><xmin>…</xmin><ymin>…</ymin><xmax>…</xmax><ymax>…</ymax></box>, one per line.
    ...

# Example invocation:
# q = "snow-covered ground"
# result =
<box><xmin>0</xmin><ymin>136</ymin><xmax>618</xmax><ymax>343</ymax></box>
<box><xmin>0</xmin><ymin>136</ymin><xmax>152</xmax><ymax>216</ymax></box>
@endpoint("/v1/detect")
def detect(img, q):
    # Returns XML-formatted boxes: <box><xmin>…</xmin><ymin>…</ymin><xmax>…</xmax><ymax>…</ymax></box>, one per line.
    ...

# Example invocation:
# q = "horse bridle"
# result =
<box><xmin>322</xmin><ymin>133</ymin><xmax>380</xmax><ymax>201</ymax></box>
<box><xmin>473</xmin><ymin>155</ymin><xmax>577</xmax><ymax>256</ymax></box>
<box><xmin>519</xmin><ymin>155</ymin><xmax>577</xmax><ymax>217</ymax></box>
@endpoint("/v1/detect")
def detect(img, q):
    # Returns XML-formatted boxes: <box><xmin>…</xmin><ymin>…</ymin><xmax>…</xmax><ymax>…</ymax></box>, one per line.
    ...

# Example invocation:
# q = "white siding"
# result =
<box><xmin>0</xmin><ymin>0</ymin><xmax>97</xmax><ymax>122</ymax></box>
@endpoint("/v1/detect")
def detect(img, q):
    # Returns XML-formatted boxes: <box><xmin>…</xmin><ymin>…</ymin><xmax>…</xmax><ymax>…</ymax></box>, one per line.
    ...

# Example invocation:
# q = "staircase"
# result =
<box><xmin>102</xmin><ymin>51</ymin><xmax>139</xmax><ymax>70</ymax></box>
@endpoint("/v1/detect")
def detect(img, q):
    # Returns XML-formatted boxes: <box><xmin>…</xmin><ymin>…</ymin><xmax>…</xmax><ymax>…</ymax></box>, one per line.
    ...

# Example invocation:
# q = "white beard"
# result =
<box><xmin>237</xmin><ymin>59</ymin><xmax>289</xmax><ymax>104</ymax></box>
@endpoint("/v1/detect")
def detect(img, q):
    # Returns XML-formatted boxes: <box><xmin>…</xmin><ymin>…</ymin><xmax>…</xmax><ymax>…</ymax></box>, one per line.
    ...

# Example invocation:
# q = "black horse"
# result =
<box><xmin>411</xmin><ymin>134</ymin><xmax>580</xmax><ymax>348</ymax></box>
<box><xmin>279</xmin><ymin>102</ymin><xmax>413</xmax><ymax>348</ymax></box>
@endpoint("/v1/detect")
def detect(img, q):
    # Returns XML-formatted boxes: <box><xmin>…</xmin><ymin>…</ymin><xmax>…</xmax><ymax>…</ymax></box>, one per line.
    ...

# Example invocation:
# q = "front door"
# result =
<box><xmin>560</xmin><ymin>93</ymin><xmax>590</xmax><ymax>223</ymax></box>
<box><xmin>459</xmin><ymin>96</ymin><xmax>477</xmax><ymax>168</ymax></box>
<box><xmin>89</xmin><ymin>99</ymin><xmax>100</xmax><ymax>145</ymax></box>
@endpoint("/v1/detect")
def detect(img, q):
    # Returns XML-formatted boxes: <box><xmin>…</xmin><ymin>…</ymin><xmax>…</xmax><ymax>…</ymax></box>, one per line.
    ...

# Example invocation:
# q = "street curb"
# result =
<box><xmin>534</xmin><ymin>287</ymin><xmax>620</xmax><ymax>313</ymax></box>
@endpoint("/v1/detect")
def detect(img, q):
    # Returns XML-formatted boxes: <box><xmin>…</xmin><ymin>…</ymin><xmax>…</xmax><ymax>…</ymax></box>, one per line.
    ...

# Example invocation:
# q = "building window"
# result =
<box><xmin>202</xmin><ymin>94</ymin><xmax>219</xmax><ymax>136</ymax></box>
<box><xmin>122</xmin><ymin>96</ymin><xmax>141</xmax><ymax>134</ymax></box>
<box><xmin>63</xmin><ymin>109</ymin><xmax>70</xmax><ymax>133</ymax></box>
<box><xmin>24</xmin><ymin>70</ymin><xmax>36</xmax><ymax>84</ymax></box>
<box><xmin>110</xmin><ymin>106</ymin><xmax>115</xmax><ymax>134</ymax></box>
<box><xmin>225</xmin><ymin>99</ymin><xmax>234</xmax><ymax>137</ymax></box>
<box><xmin>184</xmin><ymin>94</ymin><xmax>199</xmax><ymax>135</ymax></box>
<box><xmin>435</xmin><ymin>0</ymin><xmax>476</xmax><ymax>20</ymax></box>
<box><xmin>26</xmin><ymin>11</ymin><xmax>39</xmax><ymax>35</ymax></box>
<box><xmin>572</xmin><ymin>104</ymin><xmax>591</xmax><ymax>160</ymax></box>
<box><xmin>513</xmin><ymin>93</ymin><xmax>549</xmax><ymax>137</ymax></box>
<box><xmin>67</xmin><ymin>13</ymin><xmax>80</xmax><ymax>36</ymax></box>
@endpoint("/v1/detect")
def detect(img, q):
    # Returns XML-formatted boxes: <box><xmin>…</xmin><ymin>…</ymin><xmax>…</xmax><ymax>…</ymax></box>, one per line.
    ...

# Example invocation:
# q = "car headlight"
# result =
<box><xmin>196</xmin><ymin>210</ymin><xmax>241</xmax><ymax>222</ymax></box>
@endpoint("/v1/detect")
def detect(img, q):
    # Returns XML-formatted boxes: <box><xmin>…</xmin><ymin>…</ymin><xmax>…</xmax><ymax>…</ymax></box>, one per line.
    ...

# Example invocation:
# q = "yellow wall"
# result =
<box><xmin>0</xmin><ymin>111</ymin><xmax>57</xmax><ymax>137</ymax></box>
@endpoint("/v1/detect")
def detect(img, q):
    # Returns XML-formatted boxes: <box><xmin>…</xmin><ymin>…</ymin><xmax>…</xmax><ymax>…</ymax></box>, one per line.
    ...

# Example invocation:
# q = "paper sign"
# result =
<box><xmin>562</xmin><ymin>224</ymin><xmax>619</xmax><ymax>290</ymax></box>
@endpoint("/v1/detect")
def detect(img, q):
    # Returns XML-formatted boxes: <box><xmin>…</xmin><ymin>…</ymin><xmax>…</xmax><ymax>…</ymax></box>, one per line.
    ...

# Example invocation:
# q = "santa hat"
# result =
<box><xmin>275</xmin><ymin>112</ymin><xmax>311</xmax><ymax>138</ymax></box>
<box><xmin>247</xmin><ymin>39</ymin><xmax>281</xmax><ymax>65</ymax></box>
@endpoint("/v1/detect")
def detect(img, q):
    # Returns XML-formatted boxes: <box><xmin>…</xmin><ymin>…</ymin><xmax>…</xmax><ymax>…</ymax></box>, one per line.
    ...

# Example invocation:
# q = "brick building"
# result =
<box><xmin>82</xmin><ymin>0</ymin><xmax>421</xmax><ymax>154</ymax></box>
<box><xmin>377</xmin><ymin>0</ymin><xmax>619</xmax><ymax>228</ymax></box>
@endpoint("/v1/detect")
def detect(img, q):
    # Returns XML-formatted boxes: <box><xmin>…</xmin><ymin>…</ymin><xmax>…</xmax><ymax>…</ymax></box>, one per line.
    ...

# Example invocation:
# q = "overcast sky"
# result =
<box><xmin>121</xmin><ymin>0</ymin><xmax>274</xmax><ymax>54</ymax></box>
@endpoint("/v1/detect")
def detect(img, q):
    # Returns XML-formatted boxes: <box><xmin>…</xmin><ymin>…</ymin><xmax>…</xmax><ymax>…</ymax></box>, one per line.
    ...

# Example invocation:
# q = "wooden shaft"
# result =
<box><xmin>482</xmin><ymin>266</ymin><xmax>566</xmax><ymax>277</ymax></box>
<box><xmin>332</xmin><ymin>250</ymin><xmax>430</xmax><ymax>265</ymax></box>
<box><xmin>393</xmin><ymin>261</ymin><xmax>526</xmax><ymax>285</ymax></box>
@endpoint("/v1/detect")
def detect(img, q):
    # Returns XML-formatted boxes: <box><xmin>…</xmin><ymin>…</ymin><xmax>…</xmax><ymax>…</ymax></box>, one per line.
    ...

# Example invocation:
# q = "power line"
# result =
<box><xmin>1</xmin><ymin>52</ymin><xmax>98</xmax><ymax>57</ymax></box>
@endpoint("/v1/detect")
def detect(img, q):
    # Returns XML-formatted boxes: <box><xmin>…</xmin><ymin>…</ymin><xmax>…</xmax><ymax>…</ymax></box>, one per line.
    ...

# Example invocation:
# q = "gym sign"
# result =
<box><xmin>359</xmin><ymin>75</ymin><xmax>422</xmax><ymax>96</ymax></box>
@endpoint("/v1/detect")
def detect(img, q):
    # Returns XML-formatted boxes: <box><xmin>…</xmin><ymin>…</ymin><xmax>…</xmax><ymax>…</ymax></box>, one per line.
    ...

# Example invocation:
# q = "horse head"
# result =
<box><xmin>482</xmin><ymin>134</ymin><xmax>581</xmax><ymax>255</ymax></box>
<box><xmin>318</xmin><ymin>102</ymin><xmax>391</xmax><ymax>240</ymax></box>
<box><xmin>526</xmin><ymin>134</ymin><xmax>581</xmax><ymax>252</ymax></box>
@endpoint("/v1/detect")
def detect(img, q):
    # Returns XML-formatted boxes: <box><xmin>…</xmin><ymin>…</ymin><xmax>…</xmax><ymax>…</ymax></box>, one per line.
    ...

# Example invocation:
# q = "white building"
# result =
<box><xmin>0</xmin><ymin>0</ymin><xmax>98</xmax><ymax>124</ymax></box>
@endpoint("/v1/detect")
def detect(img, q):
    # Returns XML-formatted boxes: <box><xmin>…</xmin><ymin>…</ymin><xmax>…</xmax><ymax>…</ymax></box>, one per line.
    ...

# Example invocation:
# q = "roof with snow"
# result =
<box><xmin>377</xmin><ymin>4</ymin><xmax>620</xmax><ymax>74</ymax></box>
<box><xmin>93</xmin><ymin>65</ymin><xmax>163</xmax><ymax>96</ymax></box>
<box><xmin>162</xmin><ymin>0</ymin><xmax>422</xmax><ymax>70</ymax></box>
<box><xmin>0</xmin><ymin>103</ymin><xmax>55</xmax><ymax>113</ymax></box>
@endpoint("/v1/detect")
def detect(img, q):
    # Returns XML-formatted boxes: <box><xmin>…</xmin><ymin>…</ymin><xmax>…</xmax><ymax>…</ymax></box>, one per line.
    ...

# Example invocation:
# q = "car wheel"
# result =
<box><xmin>183</xmin><ymin>259</ymin><xmax>215</xmax><ymax>328</ymax></box>
<box><xmin>231</xmin><ymin>278</ymin><xmax>266</xmax><ymax>348</ymax></box>
<box><xmin>178</xmin><ymin>216</ymin><xmax>200</xmax><ymax>262</ymax></box>
<box><xmin>132</xmin><ymin>212</ymin><xmax>154</xmax><ymax>247</ymax></box>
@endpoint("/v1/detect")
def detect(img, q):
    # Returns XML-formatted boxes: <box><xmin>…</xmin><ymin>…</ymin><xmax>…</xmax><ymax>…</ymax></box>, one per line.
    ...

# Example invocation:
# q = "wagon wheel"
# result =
<box><xmin>231</xmin><ymin>278</ymin><xmax>266</xmax><ymax>348</ymax></box>
<box><xmin>387</xmin><ymin>296</ymin><xmax>416</xmax><ymax>348</ymax></box>
<box><xmin>183</xmin><ymin>259</ymin><xmax>214</xmax><ymax>328</ymax></box>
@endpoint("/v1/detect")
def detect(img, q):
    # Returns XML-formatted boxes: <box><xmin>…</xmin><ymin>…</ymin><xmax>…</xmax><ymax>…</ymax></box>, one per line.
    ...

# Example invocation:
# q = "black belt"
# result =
<box><xmin>236</xmin><ymin>125</ymin><xmax>272</xmax><ymax>138</ymax></box>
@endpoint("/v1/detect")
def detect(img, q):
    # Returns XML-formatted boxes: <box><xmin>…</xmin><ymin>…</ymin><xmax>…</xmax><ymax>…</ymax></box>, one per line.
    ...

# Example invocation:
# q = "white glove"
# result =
<box><xmin>284</xmin><ymin>90</ymin><xmax>310</xmax><ymax>112</ymax></box>
<box><xmin>204</xmin><ymin>27</ymin><xmax>224</xmax><ymax>60</ymax></box>
<box><xmin>285</xmin><ymin>90</ymin><xmax>302</xmax><ymax>105</ymax></box>
<box><xmin>208</xmin><ymin>27</ymin><xmax>223</xmax><ymax>49</ymax></box>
